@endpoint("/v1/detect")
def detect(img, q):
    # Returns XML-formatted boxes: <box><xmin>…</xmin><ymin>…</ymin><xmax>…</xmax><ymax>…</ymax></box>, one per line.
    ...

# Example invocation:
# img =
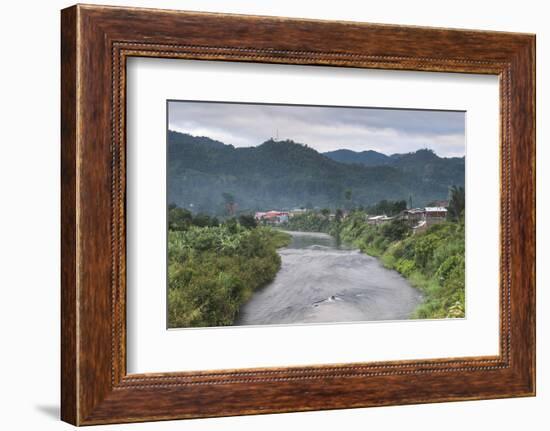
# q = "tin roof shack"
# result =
<box><xmin>403</xmin><ymin>208</ymin><xmax>427</xmax><ymax>234</ymax></box>
<box><xmin>425</xmin><ymin>207</ymin><xmax>448</xmax><ymax>227</ymax></box>
<box><xmin>404</xmin><ymin>207</ymin><xmax>447</xmax><ymax>233</ymax></box>
<box><xmin>404</xmin><ymin>208</ymin><xmax>426</xmax><ymax>227</ymax></box>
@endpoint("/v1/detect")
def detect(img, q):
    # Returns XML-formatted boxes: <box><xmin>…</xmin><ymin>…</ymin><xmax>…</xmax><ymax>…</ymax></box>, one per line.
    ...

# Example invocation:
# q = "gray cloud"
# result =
<box><xmin>168</xmin><ymin>101</ymin><xmax>465</xmax><ymax>157</ymax></box>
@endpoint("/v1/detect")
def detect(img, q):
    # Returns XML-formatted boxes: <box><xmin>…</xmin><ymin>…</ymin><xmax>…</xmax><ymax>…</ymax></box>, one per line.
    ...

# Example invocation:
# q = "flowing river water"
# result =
<box><xmin>235</xmin><ymin>230</ymin><xmax>423</xmax><ymax>326</ymax></box>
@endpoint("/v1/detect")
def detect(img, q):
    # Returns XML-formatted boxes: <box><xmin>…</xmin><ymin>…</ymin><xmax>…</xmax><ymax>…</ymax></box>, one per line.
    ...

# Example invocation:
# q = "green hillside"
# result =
<box><xmin>167</xmin><ymin>131</ymin><xmax>464</xmax><ymax>215</ymax></box>
<box><xmin>323</xmin><ymin>149</ymin><xmax>392</xmax><ymax>166</ymax></box>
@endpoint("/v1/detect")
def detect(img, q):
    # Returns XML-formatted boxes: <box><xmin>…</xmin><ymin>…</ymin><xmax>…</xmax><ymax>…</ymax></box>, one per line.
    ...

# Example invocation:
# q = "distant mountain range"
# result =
<box><xmin>323</xmin><ymin>148</ymin><xmax>465</xmax><ymax>169</ymax></box>
<box><xmin>167</xmin><ymin>131</ymin><xmax>465</xmax><ymax>215</ymax></box>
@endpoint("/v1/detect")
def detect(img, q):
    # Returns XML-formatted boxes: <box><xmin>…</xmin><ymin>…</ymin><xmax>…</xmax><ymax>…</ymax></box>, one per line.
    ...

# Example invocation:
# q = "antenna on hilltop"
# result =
<box><xmin>276</xmin><ymin>128</ymin><xmax>279</xmax><ymax>141</ymax></box>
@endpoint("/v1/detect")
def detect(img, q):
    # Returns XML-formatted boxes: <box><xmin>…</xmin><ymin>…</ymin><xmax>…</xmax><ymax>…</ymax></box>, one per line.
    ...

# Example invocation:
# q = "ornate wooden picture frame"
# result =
<box><xmin>61</xmin><ymin>4</ymin><xmax>535</xmax><ymax>425</ymax></box>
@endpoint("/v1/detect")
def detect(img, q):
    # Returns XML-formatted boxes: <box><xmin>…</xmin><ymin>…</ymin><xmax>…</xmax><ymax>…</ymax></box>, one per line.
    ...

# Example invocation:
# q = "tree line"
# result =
<box><xmin>167</xmin><ymin>131</ymin><xmax>465</xmax><ymax>215</ymax></box>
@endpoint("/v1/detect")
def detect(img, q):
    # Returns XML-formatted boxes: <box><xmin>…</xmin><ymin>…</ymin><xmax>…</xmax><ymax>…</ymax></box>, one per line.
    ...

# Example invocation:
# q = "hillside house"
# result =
<box><xmin>425</xmin><ymin>206</ymin><xmax>448</xmax><ymax>222</ymax></box>
<box><xmin>404</xmin><ymin>208</ymin><xmax>425</xmax><ymax>226</ymax></box>
<box><xmin>255</xmin><ymin>210</ymin><xmax>289</xmax><ymax>225</ymax></box>
<box><xmin>404</xmin><ymin>206</ymin><xmax>448</xmax><ymax>232</ymax></box>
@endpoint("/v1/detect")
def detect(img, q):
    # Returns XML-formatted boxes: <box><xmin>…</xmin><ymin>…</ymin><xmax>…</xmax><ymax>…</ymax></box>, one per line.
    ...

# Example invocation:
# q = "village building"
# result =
<box><xmin>403</xmin><ymin>206</ymin><xmax>448</xmax><ymax>233</ymax></box>
<box><xmin>254</xmin><ymin>210</ymin><xmax>289</xmax><ymax>225</ymax></box>
<box><xmin>425</xmin><ymin>206</ymin><xmax>448</xmax><ymax>220</ymax></box>
<box><xmin>403</xmin><ymin>208</ymin><xmax>425</xmax><ymax>226</ymax></box>
<box><xmin>254</xmin><ymin>211</ymin><xmax>266</xmax><ymax>220</ymax></box>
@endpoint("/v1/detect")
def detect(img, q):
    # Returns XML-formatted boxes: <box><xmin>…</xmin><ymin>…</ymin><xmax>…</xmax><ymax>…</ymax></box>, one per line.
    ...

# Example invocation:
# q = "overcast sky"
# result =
<box><xmin>168</xmin><ymin>101</ymin><xmax>465</xmax><ymax>157</ymax></box>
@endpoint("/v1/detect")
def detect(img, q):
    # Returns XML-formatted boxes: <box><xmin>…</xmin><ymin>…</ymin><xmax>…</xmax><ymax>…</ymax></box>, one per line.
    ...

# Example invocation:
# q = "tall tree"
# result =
<box><xmin>168</xmin><ymin>205</ymin><xmax>192</xmax><ymax>231</ymax></box>
<box><xmin>447</xmin><ymin>185</ymin><xmax>465</xmax><ymax>220</ymax></box>
<box><xmin>335</xmin><ymin>208</ymin><xmax>344</xmax><ymax>222</ymax></box>
<box><xmin>222</xmin><ymin>192</ymin><xmax>237</xmax><ymax>216</ymax></box>
<box><xmin>344</xmin><ymin>188</ymin><xmax>353</xmax><ymax>209</ymax></box>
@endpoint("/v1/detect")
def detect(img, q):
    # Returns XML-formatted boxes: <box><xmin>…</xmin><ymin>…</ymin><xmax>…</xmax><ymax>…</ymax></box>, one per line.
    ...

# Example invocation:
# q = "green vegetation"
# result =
<box><xmin>282</xmin><ymin>211</ymin><xmax>334</xmax><ymax>234</ymax></box>
<box><xmin>168</xmin><ymin>131</ymin><xmax>464</xmax><ymax>214</ymax></box>
<box><xmin>447</xmin><ymin>185</ymin><xmax>465</xmax><ymax>221</ymax></box>
<box><xmin>338</xmin><ymin>212</ymin><xmax>465</xmax><ymax>319</ymax></box>
<box><xmin>167</xmin><ymin>207</ymin><xmax>291</xmax><ymax>328</ymax></box>
<box><xmin>367</xmin><ymin>199</ymin><xmax>407</xmax><ymax>216</ymax></box>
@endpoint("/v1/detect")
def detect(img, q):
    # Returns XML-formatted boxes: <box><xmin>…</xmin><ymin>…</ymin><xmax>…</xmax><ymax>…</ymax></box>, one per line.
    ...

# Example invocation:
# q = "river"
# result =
<box><xmin>235</xmin><ymin>230</ymin><xmax>422</xmax><ymax>326</ymax></box>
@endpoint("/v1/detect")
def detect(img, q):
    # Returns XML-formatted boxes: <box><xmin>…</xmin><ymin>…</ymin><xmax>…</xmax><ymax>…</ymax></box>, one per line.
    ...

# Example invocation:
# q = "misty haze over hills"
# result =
<box><xmin>167</xmin><ymin>131</ymin><xmax>465</xmax><ymax>215</ymax></box>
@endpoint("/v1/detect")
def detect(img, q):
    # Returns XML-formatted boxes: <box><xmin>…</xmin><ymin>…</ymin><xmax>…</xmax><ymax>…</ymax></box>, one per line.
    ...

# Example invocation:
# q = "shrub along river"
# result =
<box><xmin>236</xmin><ymin>230</ymin><xmax>423</xmax><ymax>326</ymax></box>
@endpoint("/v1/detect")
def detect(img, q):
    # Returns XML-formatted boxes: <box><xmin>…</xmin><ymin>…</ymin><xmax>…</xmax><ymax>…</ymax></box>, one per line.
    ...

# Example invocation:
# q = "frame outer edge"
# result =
<box><xmin>531</xmin><ymin>34</ymin><xmax>537</xmax><ymax>396</ymax></box>
<box><xmin>527</xmin><ymin>35</ymin><xmax>536</xmax><ymax>395</ymax></box>
<box><xmin>522</xmin><ymin>34</ymin><xmax>536</xmax><ymax>395</ymax></box>
<box><xmin>61</xmin><ymin>4</ymin><xmax>536</xmax><ymax>425</ymax></box>
<box><xmin>504</xmin><ymin>35</ymin><xmax>536</xmax><ymax>395</ymax></box>
<box><xmin>61</xmin><ymin>5</ymin><xmax>80</xmax><ymax>426</ymax></box>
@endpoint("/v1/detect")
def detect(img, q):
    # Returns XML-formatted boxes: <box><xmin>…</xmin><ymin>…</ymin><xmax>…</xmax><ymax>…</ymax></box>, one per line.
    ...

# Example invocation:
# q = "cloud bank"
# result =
<box><xmin>168</xmin><ymin>101</ymin><xmax>465</xmax><ymax>157</ymax></box>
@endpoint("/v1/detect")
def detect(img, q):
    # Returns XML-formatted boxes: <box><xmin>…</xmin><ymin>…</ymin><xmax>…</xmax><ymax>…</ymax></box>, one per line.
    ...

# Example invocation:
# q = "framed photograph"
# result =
<box><xmin>61</xmin><ymin>4</ymin><xmax>536</xmax><ymax>425</ymax></box>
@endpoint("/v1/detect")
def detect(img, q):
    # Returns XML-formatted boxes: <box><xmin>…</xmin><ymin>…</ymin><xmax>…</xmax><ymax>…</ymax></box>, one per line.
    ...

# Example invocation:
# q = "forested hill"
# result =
<box><xmin>167</xmin><ymin>131</ymin><xmax>464</xmax><ymax>215</ymax></box>
<box><xmin>324</xmin><ymin>148</ymin><xmax>465</xmax><ymax>180</ymax></box>
<box><xmin>323</xmin><ymin>149</ymin><xmax>392</xmax><ymax>166</ymax></box>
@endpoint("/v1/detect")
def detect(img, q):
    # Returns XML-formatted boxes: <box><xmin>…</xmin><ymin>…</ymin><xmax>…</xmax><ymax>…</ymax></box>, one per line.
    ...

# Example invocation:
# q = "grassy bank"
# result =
<box><xmin>338</xmin><ymin>212</ymin><xmax>465</xmax><ymax>319</ymax></box>
<box><xmin>168</xmin><ymin>212</ymin><xmax>291</xmax><ymax>328</ymax></box>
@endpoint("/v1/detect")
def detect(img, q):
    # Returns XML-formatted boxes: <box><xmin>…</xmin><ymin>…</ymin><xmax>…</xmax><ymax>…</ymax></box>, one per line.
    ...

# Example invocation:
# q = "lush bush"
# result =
<box><xmin>238</xmin><ymin>213</ymin><xmax>258</xmax><ymax>229</ymax></box>
<box><xmin>282</xmin><ymin>212</ymin><xmax>333</xmax><ymax>233</ymax></box>
<box><xmin>167</xmin><ymin>205</ymin><xmax>193</xmax><ymax>231</ymax></box>
<box><xmin>167</xmin><ymin>225</ymin><xmax>291</xmax><ymax>328</ymax></box>
<box><xmin>380</xmin><ymin>219</ymin><xmax>409</xmax><ymax>242</ymax></box>
<box><xmin>414</xmin><ymin>234</ymin><xmax>439</xmax><ymax>272</ymax></box>
<box><xmin>168</xmin><ymin>204</ymin><xmax>219</xmax><ymax>231</ymax></box>
<box><xmin>395</xmin><ymin>258</ymin><xmax>416</xmax><ymax>277</ymax></box>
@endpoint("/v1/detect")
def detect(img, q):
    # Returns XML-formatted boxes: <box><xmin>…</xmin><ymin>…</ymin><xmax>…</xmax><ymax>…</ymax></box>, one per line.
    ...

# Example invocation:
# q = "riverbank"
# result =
<box><xmin>284</xmin><ymin>210</ymin><xmax>465</xmax><ymax>319</ymax></box>
<box><xmin>338</xmin><ymin>213</ymin><xmax>465</xmax><ymax>319</ymax></box>
<box><xmin>167</xmin><ymin>224</ymin><xmax>291</xmax><ymax>328</ymax></box>
<box><xmin>236</xmin><ymin>230</ymin><xmax>421</xmax><ymax>325</ymax></box>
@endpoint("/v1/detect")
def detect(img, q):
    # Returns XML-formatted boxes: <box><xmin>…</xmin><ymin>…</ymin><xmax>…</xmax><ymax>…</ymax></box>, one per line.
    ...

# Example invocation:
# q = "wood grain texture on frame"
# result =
<box><xmin>61</xmin><ymin>4</ymin><xmax>535</xmax><ymax>426</ymax></box>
